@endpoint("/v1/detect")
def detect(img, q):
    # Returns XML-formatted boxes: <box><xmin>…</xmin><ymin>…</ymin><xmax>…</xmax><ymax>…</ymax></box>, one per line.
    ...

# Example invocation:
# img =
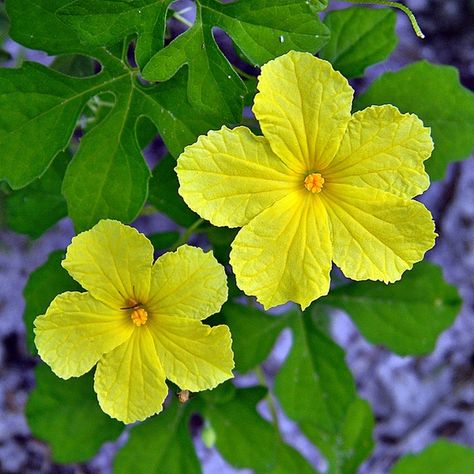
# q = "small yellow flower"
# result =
<box><xmin>34</xmin><ymin>220</ymin><xmax>234</xmax><ymax>424</ymax></box>
<box><xmin>176</xmin><ymin>51</ymin><xmax>436</xmax><ymax>310</ymax></box>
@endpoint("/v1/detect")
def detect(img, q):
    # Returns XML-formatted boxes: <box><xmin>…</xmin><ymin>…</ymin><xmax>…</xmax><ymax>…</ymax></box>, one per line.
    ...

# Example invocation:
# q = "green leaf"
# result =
<box><xmin>114</xmin><ymin>400</ymin><xmax>201</xmax><ymax>474</ymax></box>
<box><xmin>6</xmin><ymin>0</ymin><xmax>87</xmax><ymax>54</ymax></box>
<box><xmin>143</xmin><ymin>0</ymin><xmax>329</xmax><ymax>122</ymax></box>
<box><xmin>26</xmin><ymin>364</ymin><xmax>123</xmax><ymax>463</ymax></box>
<box><xmin>148</xmin><ymin>154</ymin><xmax>199</xmax><ymax>227</ymax></box>
<box><xmin>56</xmin><ymin>0</ymin><xmax>173</xmax><ymax>67</ymax></box>
<box><xmin>204</xmin><ymin>226</ymin><xmax>239</xmax><ymax>265</ymax></box>
<box><xmin>6</xmin><ymin>152</ymin><xmax>69</xmax><ymax>238</ymax></box>
<box><xmin>0</xmin><ymin>48</ymin><xmax>216</xmax><ymax>230</ymax></box>
<box><xmin>0</xmin><ymin>62</ymin><xmax>94</xmax><ymax>190</ymax></box>
<box><xmin>274</xmin><ymin>313</ymin><xmax>373</xmax><ymax>473</ymax></box>
<box><xmin>390</xmin><ymin>440</ymin><xmax>474</xmax><ymax>474</ymax></box>
<box><xmin>23</xmin><ymin>250</ymin><xmax>81</xmax><ymax>355</ymax></box>
<box><xmin>221</xmin><ymin>302</ymin><xmax>288</xmax><ymax>374</ymax></box>
<box><xmin>148</xmin><ymin>231</ymin><xmax>180</xmax><ymax>251</ymax></box>
<box><xmin>204</xmin><ymin>385</ymin><xmax>317</xmax><ymax>473</ymax></box>
<box><xmin>319</xmin><ymin>262</ymin><xmax>461</xmax><ymax>356</ymax></box>
<box><xmin>50</xmin><ymin>54</ymin><xmax>96</xmax><ymax>77</ymax></box>
<box><xmin>319</xmin><ymin>7</ymin><xmax>397</xmax><ymax>78</ymax></box>
<box><xmin>310</xmin><ymin>0</ymin><xmax>329</xmax><ymax>12</ymax></box>
<box><xmin>355</xmin><ymin>60</ymin><xmax>474</xmax><ymax>180</ymax></box>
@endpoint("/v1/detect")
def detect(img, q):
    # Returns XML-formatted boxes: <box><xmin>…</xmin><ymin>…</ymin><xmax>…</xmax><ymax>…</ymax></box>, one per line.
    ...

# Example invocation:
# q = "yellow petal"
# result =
<box><xmin>94</xmin><ymin>328</ymin><xmax>168</xmax><ymax>424</ymax></box>
<box><xmin>322</xmin><ymin>183</ymin><xmax>436</xmax><ymax>283</ymax></box>
<box><xmin>148</xmin><ymin>315</ymin><xmax>234</xmax><ymax>392</ymax></box>
<box><xmin>62</xmin><ymin>220</ymin><xmax>154</xmax><ymax>308</ymax></box>
<box><xmin>325</xmin><ymin>105</ymin><xmax>433</xmax><ymax>198</ymax></box>
<box><xmin>34</xmin><ymin>291</ymin><xmax>133</xmax><ymax>379</ymax></box>
<box><xmin>230</xmin><ymin>191</ymin><xmax>332</xmax><ymax>310</ymax></box>
<box><xmin>176</xmin><ymin>126</ymin><xmax>299</xmax><ymax>227</ymax></box>
<box><xmin>147</xmin><ymin>245</ymin><xmax>227</xmax><ymax>320</ymax></box>
<box><xmin>253</xmin><ymin>51</ymin><xmax>353</xmax><ymax>174</ymax></box>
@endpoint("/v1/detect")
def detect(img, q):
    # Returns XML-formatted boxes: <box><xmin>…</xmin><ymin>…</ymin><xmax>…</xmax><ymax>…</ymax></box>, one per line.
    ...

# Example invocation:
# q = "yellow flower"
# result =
<box><xmin>34</xmin><ymin>220</ymin><xmax>234</xmax><ymax>424</ymax></box>
<box><xmin>176</xmin><ymin>51</ymin><xmax>436</xmax><ymax>310</ymax></box>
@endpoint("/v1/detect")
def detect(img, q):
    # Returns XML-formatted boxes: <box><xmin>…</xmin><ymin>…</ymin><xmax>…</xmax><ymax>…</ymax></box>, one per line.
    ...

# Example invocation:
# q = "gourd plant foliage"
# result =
<box><xmin>2</xmin><ymin>0</ymin><xmax>474</xmax><ymax>472</ymax></box>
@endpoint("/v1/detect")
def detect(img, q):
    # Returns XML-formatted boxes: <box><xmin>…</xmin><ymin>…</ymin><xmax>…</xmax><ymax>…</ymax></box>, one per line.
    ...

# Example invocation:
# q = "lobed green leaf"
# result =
<box><xmin>319</xmin><ymin>7</ymin><xmax>397</xmax><ymax>78</ymax></box>
<box><xmin>318</xmin><ymin>262</ymin><xmax>461</xmax><ymax>355</ymax></box>
<box><xmin>204</xmin><ymin>385</ymin><xmax>317</xmax><ymax>473</ymax></box>
<box><xmin>6</xmin><ymin>152</ymin><xmax>69</xmax><ymax>238</ymax></box>
<box><xmin>275</xmin><ymin>313</ymin><xmax>374</xmax><ymax>473</ymax></box>
<box><xmin>390</xmin><ymin>440</ymin><xmax>474</xmax><ymax>474</ymax></box>
<box><xmin>26</xmin><ymin>364</ymin><xmax>123</xmax><ymax>463</ymax></box>
<box><xmin>114</xmin><ymin>400</ymin><xmax>201</xmax><ymax>474</ymax></box>
<box><xmin>221</xmin><ymin>302</ymin><xmax>288</xmax><ymax>374</ymax></box>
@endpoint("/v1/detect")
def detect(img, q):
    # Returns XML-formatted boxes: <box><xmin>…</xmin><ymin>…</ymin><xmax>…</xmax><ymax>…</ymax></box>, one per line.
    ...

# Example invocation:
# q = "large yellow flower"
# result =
<box><xmin>34</xmin><ymin>220</ymin><xmax>234</xmax><ymax>424</ymax></box>
<box><xmin>176</xmin><ymin>51</ymin><xmax>436</xmax><ymax>310</ymax></box>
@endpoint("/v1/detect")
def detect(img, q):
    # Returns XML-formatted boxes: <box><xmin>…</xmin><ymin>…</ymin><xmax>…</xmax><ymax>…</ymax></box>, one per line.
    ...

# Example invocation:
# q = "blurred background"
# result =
<box><xmin>0</xmin><ymin>0</ymin><xmax>473</xmax><ymax>472</ymax></box>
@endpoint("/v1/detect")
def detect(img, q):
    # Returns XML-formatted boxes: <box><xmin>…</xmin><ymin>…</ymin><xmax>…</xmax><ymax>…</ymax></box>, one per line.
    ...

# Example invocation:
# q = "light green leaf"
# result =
<box><xmin>143</xmin><ymin>0</ymin><xmax>329</xmax><ymax>121</ymax></box>
<box><xmin>274</xmin><ymin>313</ymin><xmax>374</xmax><ymax>473</ymax></box>
<box><xmin>114</xmin><ymin>400</ymin><xmax>201</xmax><ymax>474</ymax></box>
<box><xmin>319</xmin><ymin>262</ymin><xmax>461</xmax><ymax>355</ymax></box>
<box><xmin>221</xmin><ymin>302</ymin><xmax>288</xmax><ymax>374</ymax></box>
<box><xmin>355</xmin><ymin>60</ymin><xmax>474</xmax><ymax>180</ymax></box>
<box><xmin>390</xmin><ymin>440</ymin><xmax>474</xmax><ymax>474</ymax></box>
<box><xmin>148</xmin><ymin>154</ymin><xmax>199</xmax><ymax>227</ymax></box>
<box><xmin>319</xmin><ymin>7</ymin><xmax>397</xmax><ymax>78</ymax></box>
<box><xmin>23</xmin><ymin>250</ymin><xmax>81</xmax><ymax>355</ymax></box>
<box><xmin>6</xmin><ymin>152</ymin><xmax>69</xmax><ymax>238</ymax></box>
<box><xmin>204</xmin><ymin>385</ymin><xmax>317</xmax><ymax>473</ymax></box>
<box><xmin>26</xmin><ymin>364</ymin><xmax>123</xmax><ymax>463</ymax></box>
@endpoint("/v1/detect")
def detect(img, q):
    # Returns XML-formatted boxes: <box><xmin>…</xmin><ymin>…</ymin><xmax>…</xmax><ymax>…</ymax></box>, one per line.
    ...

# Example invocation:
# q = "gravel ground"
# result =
<box><xmin>1</xmin><ymin>1</ymin><xmax>473</xmax><ymax>473</ymax></box>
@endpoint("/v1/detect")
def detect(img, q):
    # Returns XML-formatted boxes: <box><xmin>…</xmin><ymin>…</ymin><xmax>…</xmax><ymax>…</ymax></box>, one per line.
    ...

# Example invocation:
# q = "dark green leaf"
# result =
<box><xmin>143</xmin><ymin>0</ymin><xmax>329</xmax><ymax>121</ymax></box>
<box><xmin>0</xmin><ymin>62</ymin><xmax>94</xmax><ymax>190</ymax></box>
<box><xmin>148</xmin><ymin>154</ymin><xmax>199</xmax><ymax>227</ymax></box>
<box><xmin>204</xmin><ymin>226</ymin><xmax>238</xmax><ymax>265</ymax></box>
<box><xmin>23</xmin><ymin>250</ymin><xmax>81</xmax><ymax>355</ymax></box>
<box><xmin>319</xmin><ymin>262</ymin><xmax>461</xmax><ymax>355</ymax></box>
<box><xmin>114</xmin><ymin>400</ymin><xmax>200</xmax><ymax>474</ymax></box>
<box><xmin>57</xmin><ymin>0</ymin><xmax>174</xmax><ymax>67</ymax></box>
<box><xmin>26</xmin><ymin>364</ymin><xmax>123</xmax><ymax>463</ymax></box>
<box><xmin>221</xmin><ymin>302</ymin><xmax>288</xmax><ymax>373</ymax></box>
<box><xmin>274</xmin><ymin>313</ymin><xmax>374</xmax><ymax>473</ymax></box>
<box><xmin>0</xmin><ymin>4</ymin><xmax>9</xmax><ymax>44</ymax></box>
<box><xmin>204</xmin><ymin>385</ymin><xmax>316</xmax><ymax>473</ymax></box>
<box><xmin>6</xmin><ymin>152</ymin><xmax>69</xmax><ymax>238</ymax></box>
<box><xmin>390</xmin><ymin>440</ymin><xmax>474</xmax><ymax>474</ymax></box>
<box><xmin>6</xmin><ymin>0</ymin><xmax>88</xmax><ymax>54</ymax></box>
<box><xmin>319</xmin><ymin>7</ymin><xmax>397</xmax><ymax>78</ymax></box>
<box><xmin>148</xmin><ymin>231</ymin><xmax>180</xmax><ymax>251</ymax></box>
<box><xmin>0</xmin><ymin>48</ymin><xmax>216</xmax><ymax>230</ymax></box>
<box><xmin>50</xmin><ymin>54</ymin><xmax>96</xmax><ymax>77</ymax></box>
<box><xmin>355</xmin><ymin>60</ymin><xmax>474</xmax><ymax>180</ymax></box>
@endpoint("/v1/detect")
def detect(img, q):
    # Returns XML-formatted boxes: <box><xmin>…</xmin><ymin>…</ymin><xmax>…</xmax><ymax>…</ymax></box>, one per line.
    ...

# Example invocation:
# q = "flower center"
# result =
<box><xmin>304</xmin><ymin>173</ymin><xmax>324</xmax><ymax>193</ymax></box>
<box><xmin>131</xmin><ymin>307</ymin><xmax>148</xmax><ymax>326</ymax></box>
<box><xmin>122</xmin><ymin>298</ymin><xmax>148</xmax><ymax>326</ymax></box>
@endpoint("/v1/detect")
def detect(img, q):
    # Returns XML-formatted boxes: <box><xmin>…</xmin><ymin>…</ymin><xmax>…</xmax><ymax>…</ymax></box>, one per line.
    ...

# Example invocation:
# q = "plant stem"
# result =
<box><xmin>170</xmin><ymin>218</ymin><xmax>204</xmax><ymax>251</ymax></box>
<box><xmin>340</xmin><ymin>0</ymin><xmax>425</xmax><ymax>38</ymax></box>
<box><xmin>255</xmin><ymin>366</ymin><xmax>282</xmax><ymax>437</ymax></box>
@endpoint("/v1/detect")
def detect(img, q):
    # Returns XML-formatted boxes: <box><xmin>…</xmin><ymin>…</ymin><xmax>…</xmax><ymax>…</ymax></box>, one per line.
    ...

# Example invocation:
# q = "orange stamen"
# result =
<box><xmin>304</xmin><ymin>173</ymin><xmax>325</xmax><ymax>193</ymax></box>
